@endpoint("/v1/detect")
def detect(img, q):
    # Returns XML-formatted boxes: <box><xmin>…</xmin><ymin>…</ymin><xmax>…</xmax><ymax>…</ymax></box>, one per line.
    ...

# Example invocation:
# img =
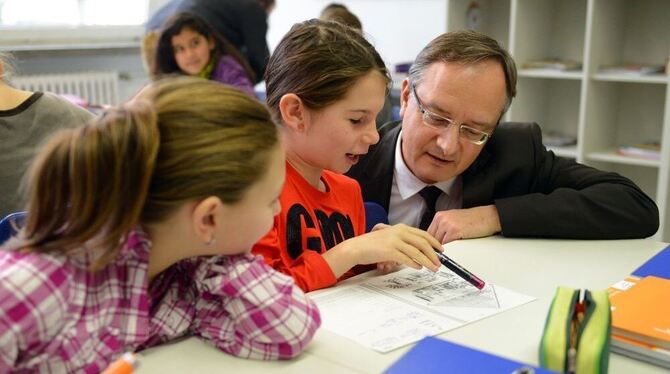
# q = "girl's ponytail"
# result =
<box><xmin>21</xmin><ymin>100</ymin><xmax>160</xmax><ymax>268</ymax></box>
<box><xmin>15</xmin><ymin>77</ymin><xmax>278</xmax><ymax>270</ymax></box>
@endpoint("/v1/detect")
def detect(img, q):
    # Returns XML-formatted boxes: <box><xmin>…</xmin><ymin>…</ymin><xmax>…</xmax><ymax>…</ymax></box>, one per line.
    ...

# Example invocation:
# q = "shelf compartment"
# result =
<box><xmin>509</xmin><ymin>78</ymin><xmax>582</xmax><ymax>153</ymax></box>
<box><xmin>591</xmin><ymin>73</ymin><xmax>669</xmax><ymax>84</ymax></box>
<box><xmin>519</xmin><ymin>69</ymin><xmax>584</xmax><ymax>80</ymax></box>
<box><xmin>589</xmin><ymin>0</ymin><xmax>670</xmax><ymax>77</ymax></box>
<box><xmin>586</xmin><ymin>151</ymin><xmax>660</xmax><ymax>168</ymax></box>
<box><xmin>513</xmin><ymin>0</ymin><xmax>587</xmax><ymax>74</ymax></box>
<box><xmin>582</xmin><ymin>81</ymin><xmax>666</xmax><ymax>162</ymax></box>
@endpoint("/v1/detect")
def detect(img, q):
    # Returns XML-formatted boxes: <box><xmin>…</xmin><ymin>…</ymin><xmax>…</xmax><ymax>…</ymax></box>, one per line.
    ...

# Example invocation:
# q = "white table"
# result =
<box><xmin>137</xmin><ymin>236</ymin><xmax>669</xmax><ymax>373</ymax></box>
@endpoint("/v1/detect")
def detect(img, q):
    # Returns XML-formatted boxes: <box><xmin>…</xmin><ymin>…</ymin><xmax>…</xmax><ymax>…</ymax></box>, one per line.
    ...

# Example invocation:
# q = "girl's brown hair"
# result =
<box><xmin>16</xmin><ymin>77</ymin><xmax>278</xmax><ymax>269</ymax></box>
<box><xmin>264</xmin><ymin>19</ymin><xmax>390</xmax><ymax>124</ymax></box>
<box><xmin>154</xmin><ymin>12</ymin><xmax>256</xmax><ymax>83</ymax></box>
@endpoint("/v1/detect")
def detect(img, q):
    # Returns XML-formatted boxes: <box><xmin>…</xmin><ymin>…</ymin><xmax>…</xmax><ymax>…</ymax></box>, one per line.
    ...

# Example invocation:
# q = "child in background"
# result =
<box><xmin>251</xmin><ymin>19</ymin><xmax>443</xmax><ymax>292</ymax></box>
<box><xmin>319</xmin><ymin>3</ymin><xmax>362</xmax><ymax>31</ymax></box>
<box><xmin>154</xmin><ymin>13</ymin><xmax>256</xmax><ymax>96</ymax></box>
<box><xmin>0</xmin><ymin>52</ymin><xmax>93</xmax><ymax>218</ymax></box>
<box><xmin>318</xmin><ymin>4</ymin><xmax>394</xmax><ymax>127</ymax></box>
<box><xmin>0</xmin><ymin>77</ymin><xmax>320</xmax><ymax>372</ymax></box>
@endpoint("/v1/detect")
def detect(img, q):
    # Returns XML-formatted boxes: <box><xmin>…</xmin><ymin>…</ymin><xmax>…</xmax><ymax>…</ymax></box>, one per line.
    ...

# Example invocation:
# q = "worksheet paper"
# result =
<box><xmin>309</xmin><ymin>268</ymin><xmax>535</xmax><ymax>353</ymax></box>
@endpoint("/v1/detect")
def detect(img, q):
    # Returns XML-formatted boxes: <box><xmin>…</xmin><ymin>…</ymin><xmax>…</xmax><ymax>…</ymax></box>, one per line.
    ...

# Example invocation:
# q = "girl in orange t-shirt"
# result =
<box><xmin>252</xmin><ymin>20</ymin><xmax>443</xmax><ymax>292</ymax></box>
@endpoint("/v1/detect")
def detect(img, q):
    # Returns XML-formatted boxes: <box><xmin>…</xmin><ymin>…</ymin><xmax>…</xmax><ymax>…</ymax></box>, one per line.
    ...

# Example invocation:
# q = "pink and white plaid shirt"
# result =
<box><xmin>0</xmin><ymin>229</ymin><xmax>321</xmax><ymax>373</ymax></box>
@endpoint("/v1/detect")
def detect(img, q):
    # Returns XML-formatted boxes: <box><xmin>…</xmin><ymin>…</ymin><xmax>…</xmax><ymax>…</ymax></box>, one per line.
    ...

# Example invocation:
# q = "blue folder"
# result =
<box><xmin>632</xmin><ymin>244</ymin><xmax>670</xmax><ymax>279</ymax></box>
<box><xmin>384</xmin><ymin>337</ymin><xmax>557</xmax><ymax>374</ymax></box>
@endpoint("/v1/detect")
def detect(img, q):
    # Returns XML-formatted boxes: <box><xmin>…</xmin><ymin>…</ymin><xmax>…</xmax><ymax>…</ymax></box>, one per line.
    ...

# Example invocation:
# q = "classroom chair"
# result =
<box><xmin>0</xmin><ymin>211</ymin><xmax>26</xmax><ymax>244</ymax></box>
<box><xmin>364</xmin><ymin>201</ymin><xmax>389</xmax><ymax>232</ymax></box>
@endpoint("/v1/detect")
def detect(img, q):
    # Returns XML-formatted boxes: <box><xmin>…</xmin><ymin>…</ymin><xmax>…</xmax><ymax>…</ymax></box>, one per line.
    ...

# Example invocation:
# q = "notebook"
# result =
<box><xmin>384</xmin><ymin>336</ymin><xmax>557</xmax><ymax>374</ymax></box>
<box><xmin>608</xmin><ymin>276</ymin><xmax>670</xmax><ymax>350</ymax></box>
<box><xmin>611</xmin><ymin>334</ymin><xmax>670</xmax><ymax>369</ymax></box>
<box><xmin>632</xmin><ymin>244</ymin><xmax>670</xmax><ymax>279</ymax></box>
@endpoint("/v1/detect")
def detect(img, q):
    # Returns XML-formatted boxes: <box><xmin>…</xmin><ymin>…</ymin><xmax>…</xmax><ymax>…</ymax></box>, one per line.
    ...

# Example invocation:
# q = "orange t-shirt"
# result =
<box><xmin>252</xmin><ymin>162</ymin><xmax>367</xmax><ymax>292</ymax></box>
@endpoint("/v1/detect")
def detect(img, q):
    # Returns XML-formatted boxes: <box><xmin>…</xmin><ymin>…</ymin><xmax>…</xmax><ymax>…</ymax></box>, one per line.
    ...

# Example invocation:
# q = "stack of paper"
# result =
<box><xmin>310</xmin><ymin>267</ymin><xmax>534</xmax><ymax>353</ymax></box>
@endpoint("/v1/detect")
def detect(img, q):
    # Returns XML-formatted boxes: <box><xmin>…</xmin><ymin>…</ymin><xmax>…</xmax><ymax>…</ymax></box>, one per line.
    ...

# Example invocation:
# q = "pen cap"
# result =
<box><xmin>102</xmin><ymin>352</ymin><xmax>138</xmax><ymax>374</ymax></box>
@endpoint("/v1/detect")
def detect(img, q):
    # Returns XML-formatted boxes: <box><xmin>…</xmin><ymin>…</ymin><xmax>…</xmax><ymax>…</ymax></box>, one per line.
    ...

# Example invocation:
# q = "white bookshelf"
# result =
<box><xmin>446</xmin><ymin>0</ymin><xmax>670</xmax><ymax>240</ymax></box>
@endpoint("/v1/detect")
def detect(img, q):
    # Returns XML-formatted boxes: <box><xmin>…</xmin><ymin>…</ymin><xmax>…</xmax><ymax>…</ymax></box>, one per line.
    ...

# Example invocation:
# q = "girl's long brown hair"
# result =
<box><xmin>264</xmin><ymin>19</ymin><xmax>390</xmax><ymax>125</ymax></box>
<box><xmin>154</xmin><ymin>12</ymin><xmax>256</xmax><ymax>83</ymax></box>
<box><xmin>14</xmin><ymin>77</ymin><xmax>278</xmax><ymax>269</ymax></box>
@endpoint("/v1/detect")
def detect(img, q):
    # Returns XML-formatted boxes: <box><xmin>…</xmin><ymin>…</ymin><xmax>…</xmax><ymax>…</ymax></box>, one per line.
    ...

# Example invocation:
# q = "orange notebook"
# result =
<box><xmin>608</xmin><ymin>276</ymin><xmax>670</xmax><ymax>350</ymax></box>
<box><xmin>611</xmin><ymin>333</ymin><xmax>670</xmax><ymax>368</ymax></box>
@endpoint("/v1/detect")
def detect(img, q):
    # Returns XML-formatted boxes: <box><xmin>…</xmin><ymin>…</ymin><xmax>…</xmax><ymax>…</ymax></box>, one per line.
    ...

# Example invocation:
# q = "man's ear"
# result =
<box><xmin>191</xmin><ymin>196</ymin><xmax>221</xmax><ymax>244</ymax></box>
<box><xmin>278</xmin><ymin>93</ymin><xmax>307</xmax><ymax>132</ymax></box>
<box><xmin>398</xmin><ymin>78</ymin><xmax>411</xmax><ymax>119</ymax></box>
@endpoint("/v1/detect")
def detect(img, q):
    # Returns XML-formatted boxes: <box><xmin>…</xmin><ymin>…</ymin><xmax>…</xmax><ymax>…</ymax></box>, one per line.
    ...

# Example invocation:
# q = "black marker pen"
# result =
<box><xmin>435</xmin><ymin>251</ymin><xmax>486</xmax><ymax>290</ymax></box>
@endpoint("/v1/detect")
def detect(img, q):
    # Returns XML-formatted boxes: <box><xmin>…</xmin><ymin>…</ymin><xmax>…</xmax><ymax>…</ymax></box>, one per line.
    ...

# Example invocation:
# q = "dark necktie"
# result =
<box><xmin>418</xmin><ymin>186</ymin><xmax>443</xmax><ymax>230</ymax></box>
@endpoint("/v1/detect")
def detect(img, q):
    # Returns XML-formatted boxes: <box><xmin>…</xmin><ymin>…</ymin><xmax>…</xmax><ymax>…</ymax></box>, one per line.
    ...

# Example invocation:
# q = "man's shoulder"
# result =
<box><xmin>377</xmin><ymin>120</ymin><xmax>402</xmax><ymax>138</ymax></box>
<box><xmin>486</xmin><ymin>122</ymin><xmax>542</xmax><ymax>150</ymax></box>
<box><xmin>493</xmin><ymin>121</ymin><xmax>540</xmax><ymax>136</ymax></box>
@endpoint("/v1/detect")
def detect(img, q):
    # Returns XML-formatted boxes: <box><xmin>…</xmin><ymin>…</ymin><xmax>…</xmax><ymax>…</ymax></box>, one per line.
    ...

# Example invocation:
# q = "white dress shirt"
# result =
<box><xmin>388</xmin><ymin>131</ymin><xmax>463</xmax><ymax>226</ymax></box>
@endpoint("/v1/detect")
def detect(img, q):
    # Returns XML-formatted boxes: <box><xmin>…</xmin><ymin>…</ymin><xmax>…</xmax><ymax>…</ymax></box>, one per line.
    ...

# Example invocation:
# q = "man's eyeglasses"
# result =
<box><xmin>411</xmin><ymin>84</ymin><xmax>492</xmax><ymax>145</ymax></box>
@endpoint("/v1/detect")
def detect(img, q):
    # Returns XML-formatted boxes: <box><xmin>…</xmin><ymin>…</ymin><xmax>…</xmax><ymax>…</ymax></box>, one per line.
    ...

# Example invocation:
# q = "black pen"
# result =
<box><xmin>435</xmin><ymin>250</ymin><xmax>486</xmax><ymax>290</ymax></box>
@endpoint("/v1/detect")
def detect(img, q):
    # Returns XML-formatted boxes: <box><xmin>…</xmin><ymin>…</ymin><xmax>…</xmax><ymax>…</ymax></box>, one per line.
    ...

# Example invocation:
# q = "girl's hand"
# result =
<box><xmin>350</xmin><ymin>224</ymin><xmax>442</xmax><ymax>272</ymax></box>
<box><xmin>376</xmin><ymin>261</ymin><xmax>401</xmax><ymax>274</ymax></box>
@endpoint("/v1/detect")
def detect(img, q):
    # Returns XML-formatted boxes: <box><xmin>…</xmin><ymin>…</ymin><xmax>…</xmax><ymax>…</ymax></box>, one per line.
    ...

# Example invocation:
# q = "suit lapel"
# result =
<box><xmin>358</xmin><ymin>124</ymin><xmax>400</xmax><ymax>212</ymax></box>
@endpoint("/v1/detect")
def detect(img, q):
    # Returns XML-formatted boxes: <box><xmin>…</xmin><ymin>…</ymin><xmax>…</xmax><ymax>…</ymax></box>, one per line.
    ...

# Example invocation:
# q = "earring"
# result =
<box><xmin>205</xmin><ymin>235</ymin><xmax>216</xmax><ymax>246</ymax></box>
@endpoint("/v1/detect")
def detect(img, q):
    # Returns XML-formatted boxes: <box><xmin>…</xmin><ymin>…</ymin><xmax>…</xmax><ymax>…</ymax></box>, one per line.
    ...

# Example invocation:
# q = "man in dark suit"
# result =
<box><xmin>146</xmin><ymin>0</ymin><xmax>274</xmax><ymax>83</ymax></box>
<box><xmin>347</xmin><ymin>30</ymin><xmax>659</xmax><ymax>243</ymax></box>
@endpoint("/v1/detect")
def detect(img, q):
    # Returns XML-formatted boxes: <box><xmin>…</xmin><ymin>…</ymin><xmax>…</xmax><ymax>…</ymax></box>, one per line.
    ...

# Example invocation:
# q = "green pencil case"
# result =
<box><xmin>539</xmin><ymin>287</ymin><xmax>611</xmax><ymax>374</ymax></box>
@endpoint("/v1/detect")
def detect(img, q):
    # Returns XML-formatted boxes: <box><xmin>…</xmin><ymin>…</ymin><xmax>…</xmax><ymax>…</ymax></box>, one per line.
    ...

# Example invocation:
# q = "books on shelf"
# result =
<box><xmin>522</xmin><ymin>58</ymin><xmax>582</xmax><ymax>72</ymax></box>
<box><xmin>608</xmin><ymin>276</ymin><xmax>670</xmax><ymax>368</ymax></box>
<box><xmin>598</xmin><ymin>63</ymin><xmax>666</xmax><ymax>76</ymax></box>
<box><xmin>616</xmin><ymin>142</ymin><xmax>661</xmax><ymax>161</ymax></box>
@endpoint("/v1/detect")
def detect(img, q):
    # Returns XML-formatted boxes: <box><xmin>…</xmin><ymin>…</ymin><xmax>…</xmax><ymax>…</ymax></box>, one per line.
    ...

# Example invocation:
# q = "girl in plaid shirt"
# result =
<box><xmin>0</xmin><ymin>77</ymin><xmax>320</xmax><ymax>372</ymax></box>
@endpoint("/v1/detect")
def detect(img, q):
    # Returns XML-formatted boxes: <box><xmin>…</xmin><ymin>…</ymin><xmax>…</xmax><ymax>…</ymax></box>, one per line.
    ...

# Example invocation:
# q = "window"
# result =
<box><xmin>0</xmin><ymin>0</ymin><xmax>148</xmax><ymax>27</ymax></box>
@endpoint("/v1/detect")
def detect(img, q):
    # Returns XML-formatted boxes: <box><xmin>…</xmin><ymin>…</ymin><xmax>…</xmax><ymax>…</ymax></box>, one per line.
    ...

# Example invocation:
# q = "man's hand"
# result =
<box><xmin>427</xmin><ymin>204</ymin><xmax>502</xmax><ymax>244</ymax></box>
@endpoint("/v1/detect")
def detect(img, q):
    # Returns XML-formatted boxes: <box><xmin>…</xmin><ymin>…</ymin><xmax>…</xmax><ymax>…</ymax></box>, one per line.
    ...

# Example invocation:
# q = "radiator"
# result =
<box><xmin>11</xmin><ymin>71</ymin><xmax>120</xmax><ymax>106</ymax></box>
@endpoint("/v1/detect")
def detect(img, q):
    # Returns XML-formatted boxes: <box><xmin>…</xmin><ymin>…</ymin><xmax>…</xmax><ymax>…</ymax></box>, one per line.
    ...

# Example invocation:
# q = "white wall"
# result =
<box><xmin>7</xmin><ymin>0</ymin><xmax>449</xmax><ymax>101</ymax></box>
<box><xmin>268</xmin><ymin>0</ymin><xmax>447</xmax><ymax>69</ymax></box>
<box><xmin>150</xmin><ymin>0</ymin><xmax>448</xmax><ymax>67</ymax></box>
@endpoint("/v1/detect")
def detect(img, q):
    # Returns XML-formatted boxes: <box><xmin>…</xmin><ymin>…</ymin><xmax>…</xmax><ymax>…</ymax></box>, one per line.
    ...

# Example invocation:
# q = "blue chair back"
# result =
<box><xmin>364</xmin><ymin>202</ymin><xmax>389</xmax><ymax>232</ymax></box>
<box><xmin>0</xmin><ymin>211</ymin><xmax>27</xmax><ymax>244</ymax></box>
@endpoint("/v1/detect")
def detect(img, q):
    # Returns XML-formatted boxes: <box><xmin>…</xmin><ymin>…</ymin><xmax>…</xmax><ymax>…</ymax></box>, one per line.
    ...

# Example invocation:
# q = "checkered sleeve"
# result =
<box><xmin>0</xmin><ymin>253</ymin><xmax>71</xmax><ymax>370</ymax></box>
<box><xmin>192</xmin><ymin>254</ymin><xmax>321</xmax><ymax>360</ymax></box>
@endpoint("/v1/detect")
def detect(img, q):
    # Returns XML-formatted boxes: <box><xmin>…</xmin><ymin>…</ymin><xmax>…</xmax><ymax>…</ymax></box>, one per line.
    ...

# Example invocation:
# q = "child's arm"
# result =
<box><xmin>252</xmin><ymin>224</ymin><xmax>339</xmax><ymax>292</ymax></box>
<box><xmin>0</xmin><ymin>256</ymin><xmax>71</xmax><ymax>370</ymax></box>
<box><xmin>192</xmin><ymin>254</ymin><xmax>321</xmax><ymax>360</ymax></box>
<box><xmin>215</xmin><ymin>55</ymin><xmax>256</xmax><ymax>97</ymax></box>
<box><xmin>0</xmin><ymin>319</ymin><xmax>17</xmax><ymax>371</ymax></box>
<box><xmin>322</xmin><ymin>223</ymin><xmax>443</xmax><ymax>277</ymax></box>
